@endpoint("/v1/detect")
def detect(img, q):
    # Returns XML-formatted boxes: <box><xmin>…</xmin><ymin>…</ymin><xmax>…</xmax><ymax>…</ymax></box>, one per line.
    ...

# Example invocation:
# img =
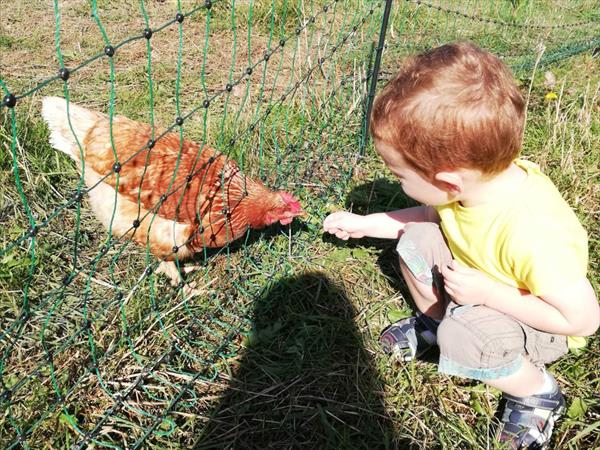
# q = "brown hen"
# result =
<box><xmin>42</xmin><ymin>97</ymin><xmax>304</xmax><ymax>286</ymax></box>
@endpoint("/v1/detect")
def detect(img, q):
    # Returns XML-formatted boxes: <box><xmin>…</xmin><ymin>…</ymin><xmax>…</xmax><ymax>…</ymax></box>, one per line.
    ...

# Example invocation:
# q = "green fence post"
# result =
<box><xmin>361</xmin><ymin>0</ymin><xmax>393</xmax><ymax>155</ymax></box>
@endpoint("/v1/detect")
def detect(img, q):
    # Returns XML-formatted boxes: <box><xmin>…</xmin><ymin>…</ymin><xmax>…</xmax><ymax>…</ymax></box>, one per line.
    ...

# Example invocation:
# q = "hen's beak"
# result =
<box><xmin>279</xmin><ymin>209</ymin><xmax>306</xmax><ymax>225</ymax></box>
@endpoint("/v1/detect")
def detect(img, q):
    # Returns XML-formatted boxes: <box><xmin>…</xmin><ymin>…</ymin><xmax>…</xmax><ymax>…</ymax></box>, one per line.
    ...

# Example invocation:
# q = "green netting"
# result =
<box><xmin>0</xmin><ymin>0</ymin><xmax>598</xmax><ymax>448</ymax></box>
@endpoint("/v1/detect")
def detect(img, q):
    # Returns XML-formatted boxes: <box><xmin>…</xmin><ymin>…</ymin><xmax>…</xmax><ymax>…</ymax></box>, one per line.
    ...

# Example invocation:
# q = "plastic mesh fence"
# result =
<box><xmin>1</xmin><ymin>0</ymin><xmax>599</xmax><ymax>448</ymax></box>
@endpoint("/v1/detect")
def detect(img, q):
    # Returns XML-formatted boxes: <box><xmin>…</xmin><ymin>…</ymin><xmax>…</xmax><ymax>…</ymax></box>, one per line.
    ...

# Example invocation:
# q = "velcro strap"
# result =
<box><xmin>416</xmin><ymin>313</ymin><xmax>440</xmax><ymax>333</ymax></box>
<box><xmin>503</xmin><ymin>392</ymin><xmax>560</xmax><ymax>410</ymax></box>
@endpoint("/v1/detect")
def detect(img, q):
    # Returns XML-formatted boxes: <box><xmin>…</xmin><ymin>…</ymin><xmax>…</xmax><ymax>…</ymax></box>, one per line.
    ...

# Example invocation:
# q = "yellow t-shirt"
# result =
<box><xmin>435</xmin><ymin>159</ymin><xmax>588</xmax><ymax>348</ymax></box>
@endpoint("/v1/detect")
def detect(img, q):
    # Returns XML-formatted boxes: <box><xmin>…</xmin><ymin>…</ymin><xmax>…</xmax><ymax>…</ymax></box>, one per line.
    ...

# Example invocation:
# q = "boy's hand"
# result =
<box><xmin>323</xmin><ymin>211</ymin><xmax>368</xmax><ymax>240</ymax></box>
<box><xmin>441</xmin><ymin>260</ymin><xmax>496</xmax><ymax>306</ymax></box>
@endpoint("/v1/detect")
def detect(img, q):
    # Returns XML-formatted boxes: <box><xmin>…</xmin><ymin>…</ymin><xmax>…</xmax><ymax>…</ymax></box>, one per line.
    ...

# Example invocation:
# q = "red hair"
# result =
<box><xmin>370</xmin><ymin>42</ymin><xmax>525</xmax><ymax>179</ymax></box>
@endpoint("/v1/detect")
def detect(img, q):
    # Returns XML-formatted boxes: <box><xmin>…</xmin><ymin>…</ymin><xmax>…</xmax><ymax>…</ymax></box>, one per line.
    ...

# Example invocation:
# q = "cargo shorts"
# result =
<box><xmin>396</xmin><ymin>222</ymin><xmax>568</xmax><ymax>381</ymax></box>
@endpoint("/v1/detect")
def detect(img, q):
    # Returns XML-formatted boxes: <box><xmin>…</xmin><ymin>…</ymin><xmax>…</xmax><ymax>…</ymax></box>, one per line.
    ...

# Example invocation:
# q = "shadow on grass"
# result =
<box><xmin>321</xmin><ymin>178</ymin><xmax>440</xmax><ymax>365</ymax></box>
<box><xmin>322</xmin><ymin>177</ymin><xmax>419</xmax><ymax>301</ymax></box>
<box><xmin>193</xmin><ymin>219</ymin><xmax>310</xmax><ymax>263</ymax></box>
<box><xmin>193</xmin><ymin>272</ymin><xmax>413</xmax><ymax>449</ymax></box>
<box><xmin>345</xmin><ymin>178</ymin><xmax>418</xmax><ymax>217</ymax></box>
<box><xmin>322</xmin><ymin>177</ymin><xmax>418</xmax><ymax>251</ymax></box>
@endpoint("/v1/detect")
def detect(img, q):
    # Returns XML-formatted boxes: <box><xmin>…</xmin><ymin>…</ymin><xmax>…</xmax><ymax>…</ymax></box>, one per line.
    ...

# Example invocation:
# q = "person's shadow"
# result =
<box><xmin>193</xmin><ymin>272</ymin><xmax>409</xmax><ymax>449</ymax></box>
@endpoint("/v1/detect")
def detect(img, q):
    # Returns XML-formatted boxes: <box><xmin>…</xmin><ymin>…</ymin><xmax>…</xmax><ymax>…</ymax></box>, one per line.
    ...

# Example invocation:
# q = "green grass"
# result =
<box><xmin>1</xmin><ymin>0</ymin><xmax>599</xmax><ymax>449</ymax></box>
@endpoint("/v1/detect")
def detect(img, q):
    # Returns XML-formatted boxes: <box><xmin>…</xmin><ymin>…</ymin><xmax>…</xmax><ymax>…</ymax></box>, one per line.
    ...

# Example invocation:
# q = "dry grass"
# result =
<box><xmin>1</xmin><ymin>1</ymin><xmax>599</xmax><ymax>449</ymax></box>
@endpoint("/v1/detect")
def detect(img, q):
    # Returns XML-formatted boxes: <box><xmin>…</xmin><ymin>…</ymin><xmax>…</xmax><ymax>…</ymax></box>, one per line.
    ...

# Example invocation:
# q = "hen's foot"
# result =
<box><xmin>155</xmin><ymin>261</ymin><xmax>205</xmax><ymax>298</ymax></box>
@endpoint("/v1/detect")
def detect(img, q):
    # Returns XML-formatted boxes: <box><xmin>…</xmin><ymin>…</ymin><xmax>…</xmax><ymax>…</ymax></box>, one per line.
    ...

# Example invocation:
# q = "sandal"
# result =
<box><xmin>379</xmin><ymin>314</ymin><xmax>439</xmax><ymax>362</ymax></box>
<box><xmin>498</xmin><ymin>373</ymin><xmax>565</xmax><ymax>449</ymax></box>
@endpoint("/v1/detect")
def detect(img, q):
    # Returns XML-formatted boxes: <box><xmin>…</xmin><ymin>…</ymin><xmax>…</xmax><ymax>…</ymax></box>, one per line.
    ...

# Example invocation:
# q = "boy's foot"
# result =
<box><xmin>379</xmin><ymin>314</ymin><xmax>439</xmax><ymax>362</ymax></box>
<box><xmin>498</xmin><ymin>374</ymin><xmax>565</xmax><ymax>449</ymax></box>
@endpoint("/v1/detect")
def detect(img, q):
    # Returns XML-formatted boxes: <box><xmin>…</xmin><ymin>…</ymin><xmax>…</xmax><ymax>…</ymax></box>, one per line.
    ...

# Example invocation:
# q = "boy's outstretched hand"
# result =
<box><xmin>323</xmin><ymin>211</ymin><xmax>368</xmax><ymax>240</ymax></box>
<box><xmin>441</xmin><ymin>260</ymin><xmax>496</xmax><ymax>306</ymax></box>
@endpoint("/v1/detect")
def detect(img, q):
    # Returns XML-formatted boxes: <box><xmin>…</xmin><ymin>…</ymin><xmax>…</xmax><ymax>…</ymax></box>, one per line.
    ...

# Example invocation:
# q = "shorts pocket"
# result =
<box><xmin>524</xmin><ymin>329</ymin><xmax>568</xmax><ymax>366</ymax></box>
<box><xmin>447</xmin><ymin>302</ymin><xmax>476</xmax><ymax>317</ymax></box>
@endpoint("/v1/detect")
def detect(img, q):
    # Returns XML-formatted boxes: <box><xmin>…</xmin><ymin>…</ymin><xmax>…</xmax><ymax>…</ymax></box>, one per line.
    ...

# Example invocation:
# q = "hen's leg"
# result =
<box><xmin>155</xmin><ymin>261</ymin><xmax>181</xmax><ymax>283</ymax></box>
<box><xmin>155</xmin><ymin>261</ymin><xmax>204</xmax><ymax>298</ymax></box>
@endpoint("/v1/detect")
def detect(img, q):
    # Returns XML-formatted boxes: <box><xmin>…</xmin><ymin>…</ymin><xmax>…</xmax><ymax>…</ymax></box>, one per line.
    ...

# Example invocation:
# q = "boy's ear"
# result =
<box><xmin>433</xmin><ymin>171</ymin><xmax>463</xmax><ymax>194</ymax></box>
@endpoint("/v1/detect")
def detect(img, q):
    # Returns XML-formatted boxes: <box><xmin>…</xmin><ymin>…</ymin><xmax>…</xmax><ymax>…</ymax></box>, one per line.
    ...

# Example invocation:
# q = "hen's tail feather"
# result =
<box><xmin>41</xmin><ymin>96</ymin><xmax>103</xmax><ymax>161</ymax></box>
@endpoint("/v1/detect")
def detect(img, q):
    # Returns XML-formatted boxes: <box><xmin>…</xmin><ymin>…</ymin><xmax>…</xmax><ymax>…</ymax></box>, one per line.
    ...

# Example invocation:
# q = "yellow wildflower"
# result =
<box><xmin>545</xmin><ymin>92</ymin><xmax>558</xmax><ymax>101</ymax></box>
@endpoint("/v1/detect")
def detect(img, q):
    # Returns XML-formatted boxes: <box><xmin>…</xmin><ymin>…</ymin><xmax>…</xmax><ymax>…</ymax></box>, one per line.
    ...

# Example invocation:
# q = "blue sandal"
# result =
<box><xmin>498</xmin><ymin>373</ymin><xmax>565</xmax><ymax>449</ymax></box>
<box><xmin>379</xmin><ymin>314</ymin><xmax>440</xmax><ymax>362</ymax></box>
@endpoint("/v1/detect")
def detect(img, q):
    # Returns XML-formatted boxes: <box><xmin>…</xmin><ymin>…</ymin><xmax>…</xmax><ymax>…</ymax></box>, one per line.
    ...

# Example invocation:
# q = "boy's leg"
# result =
<box><xmin>493</xmin><ymin>365</ymin><xmax>565</xmax><ymax>448</ymax></box>
<box><xmin>399</xmin><ymin>263</ymin><xmax>445</xmax><ymax>319</ymax></box>
<box><xmin>396</xmin><ymin>222</ymin><xmax>452</xmax><ymax>319</ymax></box>
<box><xmin>437</xmin><ymin>303</ymin><xmax>568</xmax><ymax>385</ymax></box>
<box><xmin>380</xmin><ymin>222</ymin><xmax>568</xmax><ymax>446</ymax></box>
<box><xmin>485</xmin><ymin>357</ymin><xmax>546</xmax><ymax>397</ymax></box>
<box><xmin>379</xmin><ymin>222</ymin><xmax>452</xmax><ymax>361</ymax></box>
<box><xmin>437</xmin><ymin>303</ymin><xmax>568</xmax><ymax>448</ymax></box>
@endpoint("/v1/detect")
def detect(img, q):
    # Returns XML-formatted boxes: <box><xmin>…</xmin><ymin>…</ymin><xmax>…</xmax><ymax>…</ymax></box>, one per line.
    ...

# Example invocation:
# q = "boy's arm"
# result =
<box><xmin>442</xmin><ymin>262</ymin><xmax>600</xmax><ymax>336</ymax></box>
<box><xmin>323</xmin><ymin>205</ymin><xmax>439</xmax><ymax>240</ymax></box>
<box><xmin>486</xmin><ymin>277</ymin><xmax>599</xmax><ymax>336</ymax></box>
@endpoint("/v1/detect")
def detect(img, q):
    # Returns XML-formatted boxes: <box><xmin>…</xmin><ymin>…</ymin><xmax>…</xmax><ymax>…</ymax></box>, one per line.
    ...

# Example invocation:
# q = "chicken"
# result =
<box><xmin>41</xmin><ymin>96</ymin><xmax>304</xmax><ymax>289</ymax></box>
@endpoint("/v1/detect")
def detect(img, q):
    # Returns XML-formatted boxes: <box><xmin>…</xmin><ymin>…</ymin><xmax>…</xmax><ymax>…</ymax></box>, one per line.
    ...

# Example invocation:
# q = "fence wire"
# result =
<box><xmin>1</xmin><ymin>0</ymin><xmax>598</xmax><ymax>448</ymax></box>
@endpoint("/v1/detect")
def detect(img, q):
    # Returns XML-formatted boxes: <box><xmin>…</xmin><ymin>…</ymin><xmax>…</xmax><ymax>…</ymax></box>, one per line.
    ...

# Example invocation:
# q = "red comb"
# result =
<box><xmin>279</xmin><ymin>192</ymin><xmax>304</xmax><ymax>213</ymax></box>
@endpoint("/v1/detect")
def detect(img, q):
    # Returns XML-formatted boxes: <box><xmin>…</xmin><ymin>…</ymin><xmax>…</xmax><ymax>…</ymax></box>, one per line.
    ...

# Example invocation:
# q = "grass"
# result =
<box><xmin>1</xmin><ymin>0</ymin><xmax>599</xmax><ymax>449</ymax></box>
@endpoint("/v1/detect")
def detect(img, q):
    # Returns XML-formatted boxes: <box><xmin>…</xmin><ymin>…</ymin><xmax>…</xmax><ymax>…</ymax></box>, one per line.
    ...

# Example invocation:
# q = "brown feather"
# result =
<box><xmin>42</xmin><ymin>97</ymin><xmax>300</xmax><ymax>266</ymax></box>
<box><xmin>80</xmin><ymin>113</ymin><xmax>284</xmax><ymax>255</ymax></box>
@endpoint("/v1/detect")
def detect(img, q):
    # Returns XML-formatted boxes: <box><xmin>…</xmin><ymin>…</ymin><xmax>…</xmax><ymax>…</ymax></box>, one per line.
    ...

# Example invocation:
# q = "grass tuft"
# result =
<box><xmin>0</xmin><ymin>1</ymin><xmax>598</xmax><ymax>449</ymax></box>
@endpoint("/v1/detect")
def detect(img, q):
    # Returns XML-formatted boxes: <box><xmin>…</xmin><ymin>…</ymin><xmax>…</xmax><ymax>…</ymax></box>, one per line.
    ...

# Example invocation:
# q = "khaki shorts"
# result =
<box><xmin>396</xmin><ymin>222</ymin><xmax>568</xmax><ymax>380</ymax></box>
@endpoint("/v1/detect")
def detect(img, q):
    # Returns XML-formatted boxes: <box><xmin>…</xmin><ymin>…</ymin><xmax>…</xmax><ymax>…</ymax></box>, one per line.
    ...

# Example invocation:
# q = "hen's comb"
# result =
<box><xmin>279</xmin><ymin>191</ymin><xmax>304</xmax><ymax>213</ymax></box>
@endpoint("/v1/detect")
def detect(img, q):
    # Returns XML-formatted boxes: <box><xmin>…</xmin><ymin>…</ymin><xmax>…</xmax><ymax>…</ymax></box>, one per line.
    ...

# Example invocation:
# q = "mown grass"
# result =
<box><xmin>1</xmin><ymin>0</ymin><xmax>599</xmax><ymax>449</ymax></box>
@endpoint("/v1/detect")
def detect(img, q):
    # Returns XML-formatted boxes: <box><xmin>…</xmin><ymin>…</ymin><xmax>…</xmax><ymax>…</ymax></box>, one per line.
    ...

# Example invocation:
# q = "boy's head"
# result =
<box><xmin>370</xmin><ymin>42</ymin><xmax>525</xmax><ymax>181</ymax></box>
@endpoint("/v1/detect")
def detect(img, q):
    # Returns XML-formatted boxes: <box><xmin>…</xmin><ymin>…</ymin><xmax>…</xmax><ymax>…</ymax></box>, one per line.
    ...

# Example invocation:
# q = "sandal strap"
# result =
<box><xmin>501</xmin><ymin>406</ymin><xmax>553</xmax><ymax>427</ymax></box>
<box><xmin>503</xmin><ymin>375</ymin><xmax>562</xmax><ymax>411</ymax></box>
<box><xmin>379</xmin><ymin>315</ymin><xmax>439</xmax><ymax>361</ymax></box>
<box><xmin>498</xmin><ymin>375</ymin><xmax>565</xmax><ymax>449</ymax></box>
<box><xmin>503</xmin><ymin>393</ymin><xmax>562</xmax><ymax>410</ymax></box>
<box><xmin>415</xmin><ymin>312</ymin><xmax>440</xmax><ymax>333</ymax></box>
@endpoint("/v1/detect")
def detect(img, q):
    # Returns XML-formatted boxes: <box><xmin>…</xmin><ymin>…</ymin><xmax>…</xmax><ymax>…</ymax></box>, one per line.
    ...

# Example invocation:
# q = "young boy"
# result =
<box><xmin>323</xmin><ymin>42</ymin><xmax>599</xmax><ymax>449</ymax></box>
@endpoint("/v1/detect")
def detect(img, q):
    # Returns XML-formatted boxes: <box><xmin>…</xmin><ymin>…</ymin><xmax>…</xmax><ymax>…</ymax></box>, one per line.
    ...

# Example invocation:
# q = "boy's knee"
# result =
<box><xmin>437</xmin><ymin>313</ymin><xmax>486</xmax><ymax>358</ymax></box>
<box><xmin>437</xmin><ymin>306</ymin><xmax>524</xmax><ymax>380</ymax></box>
<box><xmin>396</xmin><ymin>222</ymin><xmax>451</xmax><ymax>286</ymax></box>
<box><xmin>397</xmin><ymin>222</ymin><xmax>443</xmax><ymax>252</ymax></box>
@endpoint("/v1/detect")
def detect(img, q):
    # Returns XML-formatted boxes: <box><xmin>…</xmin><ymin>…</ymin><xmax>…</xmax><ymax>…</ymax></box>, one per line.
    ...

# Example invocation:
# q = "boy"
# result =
<box><xmin>323</xmin><ymin>42</ymin><xmax>599</xmax><ymax>449</ymax></box>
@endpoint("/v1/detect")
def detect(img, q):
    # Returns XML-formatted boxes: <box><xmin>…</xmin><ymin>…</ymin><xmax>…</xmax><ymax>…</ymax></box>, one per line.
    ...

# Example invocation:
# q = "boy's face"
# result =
<box><xmin>375</xmin><ymin>140</ymin><xmax>454</xmax><ymax>206</ymax></box>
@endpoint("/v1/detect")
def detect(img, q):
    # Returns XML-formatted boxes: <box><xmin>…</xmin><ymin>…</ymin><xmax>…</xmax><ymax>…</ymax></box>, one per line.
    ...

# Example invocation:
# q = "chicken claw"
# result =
<box><xmin>155</xmin><ymin>261</ymin><xmax>205</xmax><ymax>298</ymax></box>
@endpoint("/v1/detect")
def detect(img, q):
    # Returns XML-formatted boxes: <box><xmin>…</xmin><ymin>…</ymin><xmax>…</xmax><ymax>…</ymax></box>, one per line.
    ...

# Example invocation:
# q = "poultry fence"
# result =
<box><xmin>1</xmin><ymin>0</ymin><xmax>599</xmax><ymax>448</ymax></box>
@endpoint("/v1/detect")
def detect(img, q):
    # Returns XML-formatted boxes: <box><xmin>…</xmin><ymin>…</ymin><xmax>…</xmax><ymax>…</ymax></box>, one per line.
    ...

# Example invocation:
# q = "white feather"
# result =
<box><xmin>41</xmin><ymin>96</ymin><xmax>103</xmax><ymax>161</ymax></box>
